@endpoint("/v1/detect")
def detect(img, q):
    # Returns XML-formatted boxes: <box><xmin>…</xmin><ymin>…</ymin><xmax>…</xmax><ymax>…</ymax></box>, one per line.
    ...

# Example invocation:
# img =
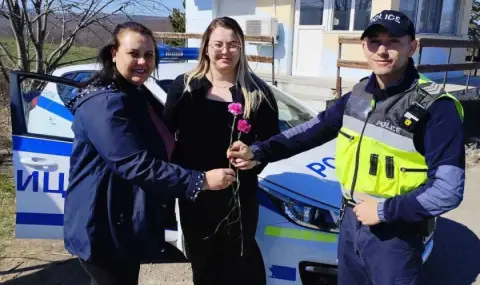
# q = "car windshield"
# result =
<box><xmin>57</xmin><ymin>71</ymin><xmax>95</xmax><ymax>104</ymax></box>
<box><xmin>155</xmin><ymin>79</ymin><xmax>314</xmax><ymax>132</ymax></box>
<box><xmin>269</xmin><ymin>86</ymin><xmax>314</xmax><ymax>131</ymax></box>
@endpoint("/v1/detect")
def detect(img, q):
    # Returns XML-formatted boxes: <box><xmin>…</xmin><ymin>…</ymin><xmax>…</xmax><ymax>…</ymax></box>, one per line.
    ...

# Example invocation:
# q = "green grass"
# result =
<box><xmin>0</xmin><ymin>37</ymin><xmax>98</xmax><ymax>70</ymax></box>
<box><xmin>0</xmin><ymin>173</ymin><xmax>15</xmax><ymax>254</ymax></box>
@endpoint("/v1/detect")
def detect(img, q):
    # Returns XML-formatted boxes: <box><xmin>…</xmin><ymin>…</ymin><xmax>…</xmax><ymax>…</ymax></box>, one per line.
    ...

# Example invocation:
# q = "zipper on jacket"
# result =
<box><xmin>346</xmin><ymin>85</ymin><xmax>419</xmax><ymax>200</ymax></box>
<box><xmin>338</xmin><ymin>129</ymin><xmax>354</xmax><ymax>141</ymax></box>
<box><xmin>349</xmin><ymin>106</ymin><xmax>375</xmax><ymax>198</ymax></box>
<box><xmin>400</xmin><ymin>167</ymin><xmax>427</xmax><ymax>173</ymax></box>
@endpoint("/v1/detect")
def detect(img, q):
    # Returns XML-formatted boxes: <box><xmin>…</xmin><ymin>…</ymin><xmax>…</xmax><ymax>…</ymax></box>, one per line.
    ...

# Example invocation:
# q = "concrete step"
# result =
<box><xmin>258</xmin><ymin>73</ymin><xmax>356</xmax><ymax>98</ymax></box>
<box><xmin>258</xmin><ymin>73</ymin><xmax>348</xmax><ymax>112</ymax></box>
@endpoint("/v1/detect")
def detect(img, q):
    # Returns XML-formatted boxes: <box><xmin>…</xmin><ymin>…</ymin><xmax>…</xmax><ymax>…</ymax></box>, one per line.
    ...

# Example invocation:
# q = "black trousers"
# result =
<box><xmin>180</xmin><ymin>189</ymin><xmax>266</xmax><ymax>285</ymax></box>
<box><xmin>78</xmin><ymin>258</ymin><xmax>140</xmax><ymax>285</ymax></box>
<box><xmin>185</xmin><ymin>230</ymin><xmax>266</xmax><ymax>285</ymax></box>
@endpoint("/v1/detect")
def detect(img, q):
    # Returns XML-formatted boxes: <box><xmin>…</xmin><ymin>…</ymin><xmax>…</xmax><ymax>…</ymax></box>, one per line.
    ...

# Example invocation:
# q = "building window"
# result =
<box><xmin>333</xmin><ymin>0</ymin><xmax>352</xmax><ymax>30</ymax></box>
<box><xmin>300</xmin><ymin>0</ymin><xmax>324</xmax><ymax>25</ymax></box>
<box><xmin>400</xmin><ymin>0</ymin><xmax>460</xmax><ymax>35</ymax></box>
<box><xmin>353</xmin><ymin>0</ymin><xmax>372</xmax><ymax>30</ymax></box>
<box><xmin>332</xmin><ymin>0</ymin><xmax>372</xmax><ymax>31</ymax></box>
<box><xmin>399</xmin><ymin>0</ymin><xmax>419</xmax><ymax>25</ymax></box>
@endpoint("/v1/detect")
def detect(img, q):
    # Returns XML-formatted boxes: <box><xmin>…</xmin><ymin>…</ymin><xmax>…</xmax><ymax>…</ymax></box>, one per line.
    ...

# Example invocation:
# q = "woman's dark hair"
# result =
<box><xmin>86</xmin><ymin>21</ymin><xmax>159</xmax><ymax>86</ymax></box>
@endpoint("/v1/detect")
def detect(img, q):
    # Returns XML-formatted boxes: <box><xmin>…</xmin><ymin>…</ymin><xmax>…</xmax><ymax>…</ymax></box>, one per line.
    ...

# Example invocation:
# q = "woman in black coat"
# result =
<box><xmin>64</xmin><ymin>21</ymin><xmax>236</xmax><ymax>285</ymax></box>
<box><xmin>163</xmin><ymin>17</ymin><xmax>280</xmax><ymax>285</ymax></box>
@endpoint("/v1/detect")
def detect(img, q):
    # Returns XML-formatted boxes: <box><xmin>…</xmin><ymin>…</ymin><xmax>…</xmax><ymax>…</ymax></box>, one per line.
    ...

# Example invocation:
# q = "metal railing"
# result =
<box><xmin>153</xmin><ymin>32</ymin><xmax>277</xmax><ymax>86</ymax></box>
<box><xmin>335</xmin><ymin>37</ymin><xmax>480</xmax><ymax>97</ymax></box>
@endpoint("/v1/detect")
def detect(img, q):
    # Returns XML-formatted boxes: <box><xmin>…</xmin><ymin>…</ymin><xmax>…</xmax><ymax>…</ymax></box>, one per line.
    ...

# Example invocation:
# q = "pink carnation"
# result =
<box><xmin>228</xmin><ymin>103</ymin><xmax>243</xmax><ymax>116</ymax></box>
<box><xmin>237</xmin><ymin>119</ymin><xmax>251</xmax><ymax>134</ymax></box>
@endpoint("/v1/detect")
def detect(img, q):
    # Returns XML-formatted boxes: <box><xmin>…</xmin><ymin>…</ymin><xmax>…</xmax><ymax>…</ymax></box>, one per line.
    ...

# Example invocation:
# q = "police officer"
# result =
<box><xmin>227</xmin><ymin>10</ymin><xmax>465</xmax><ymax>285</ymax></box>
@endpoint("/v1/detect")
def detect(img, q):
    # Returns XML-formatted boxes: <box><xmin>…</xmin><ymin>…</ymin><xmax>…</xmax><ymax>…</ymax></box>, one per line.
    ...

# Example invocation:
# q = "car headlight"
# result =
<box><xmin>259</xmin><ymin>184</ymin><xmax>339</xmax><ymax>233</ymax></box>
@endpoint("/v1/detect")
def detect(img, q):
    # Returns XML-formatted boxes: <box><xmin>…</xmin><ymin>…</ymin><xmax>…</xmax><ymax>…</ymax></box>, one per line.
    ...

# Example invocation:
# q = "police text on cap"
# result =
<box><xmin>370</xmin><ymin>13</ymin><xmax>401</xmax><ymax>24</ymax></box>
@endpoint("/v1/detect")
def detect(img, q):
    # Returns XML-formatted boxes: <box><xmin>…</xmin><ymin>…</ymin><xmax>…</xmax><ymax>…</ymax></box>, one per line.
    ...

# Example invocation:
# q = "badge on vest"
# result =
<box><xmin>399</xmin><ymin>101</ymin><xmax>428</xmax><ymax>132</ymax></box>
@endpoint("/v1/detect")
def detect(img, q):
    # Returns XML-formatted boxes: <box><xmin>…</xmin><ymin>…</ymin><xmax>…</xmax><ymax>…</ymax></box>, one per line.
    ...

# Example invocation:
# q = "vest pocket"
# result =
<box><xmin>386</xmin><ymin>156</ymin><xmax>394</xmax><ymax>179</ymax></box>
<box><xmin>400</xmin><ymin>167</ymin><xmax>428</xmax><ymax>173</ymax></box>
<box><xmin>335</xmin><ymin>128</ymin><xmax>360</xmax><ymax>190</ymax></box>
<box><xmin>369</xmin><ymin>154</ymin><xmax>379</xmax><ymax>175</ymax></box>
<box><xmin>398</xmin><ymin>167</ymin><xmax>428</xmax><ymax>195</ymax></box>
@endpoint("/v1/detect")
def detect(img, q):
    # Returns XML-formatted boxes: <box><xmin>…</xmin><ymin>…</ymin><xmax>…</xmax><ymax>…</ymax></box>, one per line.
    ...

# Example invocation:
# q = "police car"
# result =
<box><xmin>9</xmin><ymin>46</ymin><xmax>435</xmax><ymax>285</ymax></box>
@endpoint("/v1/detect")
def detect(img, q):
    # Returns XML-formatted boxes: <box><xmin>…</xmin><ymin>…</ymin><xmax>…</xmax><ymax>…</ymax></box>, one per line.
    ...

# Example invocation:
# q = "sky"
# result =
<box><xmin>103</xmin><ymin>0</ymin><xmax>184</xmax><ymax>17</ymax></box>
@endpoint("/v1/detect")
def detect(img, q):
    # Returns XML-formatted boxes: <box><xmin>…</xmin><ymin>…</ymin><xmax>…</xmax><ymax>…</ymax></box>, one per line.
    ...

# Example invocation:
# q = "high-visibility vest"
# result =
<box><xmin>335</xmin><ymin>75</ymin><xmax>464</xmax><ymax>201</ymax></box>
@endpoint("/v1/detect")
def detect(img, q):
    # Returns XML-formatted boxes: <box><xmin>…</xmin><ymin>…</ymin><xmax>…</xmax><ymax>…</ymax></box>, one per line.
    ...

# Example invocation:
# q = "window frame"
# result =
<box><xmin>328</xmin><ymin>0</ymin><xmax>372</xmax><ymax>32</ymax></box>
<box><xmin>296</xmin><ymin>0</ymin><xmax>328</xmax><ymax>28</ymax></box>
<box><xmin>402</xmin><ymin>0</ymin><xmax>461</xmax><ymax>36</ymax></box>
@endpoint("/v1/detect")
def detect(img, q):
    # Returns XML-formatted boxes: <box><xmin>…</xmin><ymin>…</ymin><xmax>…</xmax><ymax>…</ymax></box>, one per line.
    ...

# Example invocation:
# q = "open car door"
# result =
<box><xmin>10</xmin><ymin>71</ymin><xmax>82</xmax><ymax>239</ymax></box>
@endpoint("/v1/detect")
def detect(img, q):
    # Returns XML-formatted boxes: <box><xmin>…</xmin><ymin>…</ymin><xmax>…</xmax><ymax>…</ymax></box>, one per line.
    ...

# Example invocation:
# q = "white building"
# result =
<box><xmin>185</xmin><ymin>0</ymin><xmax>474</xmax><ymax>104</ymax></box>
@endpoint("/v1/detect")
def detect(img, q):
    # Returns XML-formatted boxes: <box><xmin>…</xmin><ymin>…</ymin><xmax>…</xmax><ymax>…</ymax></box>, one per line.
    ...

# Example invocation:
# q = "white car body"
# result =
<box><xmin>10</xmin><ymin>56</ymin><xmax>435</xmax><ymax>285</ymax></box>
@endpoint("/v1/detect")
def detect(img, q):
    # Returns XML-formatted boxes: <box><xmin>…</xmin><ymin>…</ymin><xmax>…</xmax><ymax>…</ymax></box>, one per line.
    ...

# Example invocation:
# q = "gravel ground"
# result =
<box><xmin>466</xmin><ymin>143</ymin><xmax>480</xmax><ymax>169</ymax></box>
<box><xmin>0</xmin><ymin>148</ymin><xmax>479</xmax><ymax>285</ymax></box>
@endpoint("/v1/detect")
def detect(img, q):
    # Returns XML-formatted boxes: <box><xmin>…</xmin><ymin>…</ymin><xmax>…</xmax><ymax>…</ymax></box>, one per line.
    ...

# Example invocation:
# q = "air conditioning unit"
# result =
<box><xmin>243</xmin><ymin>17</ymin><xmax>279</xmax><ymax>45</ymax></box>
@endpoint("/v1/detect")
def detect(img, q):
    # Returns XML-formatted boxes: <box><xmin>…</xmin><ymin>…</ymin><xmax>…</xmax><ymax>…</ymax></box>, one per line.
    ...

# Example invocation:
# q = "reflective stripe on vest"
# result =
<box><xmin>418</xmin><ymin>74</ymin><xmax>464</xmax><ymax>121</ymax></box>
<box><xmin>335</xmin><ymin>77</ymin><xmax>464</xmax><ymax>201</ymax></box>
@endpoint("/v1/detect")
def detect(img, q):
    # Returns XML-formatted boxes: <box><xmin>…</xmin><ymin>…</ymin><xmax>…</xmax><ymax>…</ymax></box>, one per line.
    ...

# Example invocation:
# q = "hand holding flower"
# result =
<box><xmin>202</xmin><ymin>168</ymin><xmax>237</xmax><ymax>191</ymax></box>
<box><xmin>214</xmin><ymin>102</ymin><xmax>252</xmax><ymax>255</ymax></box>
<box><xmin>231</xmin><ymin>158</ymin><xmax>258</xmax><ymax>170</ymax></box>
<box><xmin>227</xmin><ymin>141</ymin><xmax>254</xmax><ymax>161</ymax></box>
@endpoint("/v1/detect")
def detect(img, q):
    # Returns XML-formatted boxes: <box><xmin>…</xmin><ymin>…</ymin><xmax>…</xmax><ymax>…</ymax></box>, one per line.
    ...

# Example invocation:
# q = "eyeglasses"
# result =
<box><xmin>208</xmin><ymin>42</ymin><xmax>242</xmax><ymax>54</ymax></box>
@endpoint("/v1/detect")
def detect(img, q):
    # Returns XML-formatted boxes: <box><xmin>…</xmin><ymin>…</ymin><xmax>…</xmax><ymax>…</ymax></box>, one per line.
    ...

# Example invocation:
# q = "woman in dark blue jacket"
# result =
<box><xmin>64</xmin><ymin>22</ymin><xmax>236</xmax><ymax>285</ymax></box>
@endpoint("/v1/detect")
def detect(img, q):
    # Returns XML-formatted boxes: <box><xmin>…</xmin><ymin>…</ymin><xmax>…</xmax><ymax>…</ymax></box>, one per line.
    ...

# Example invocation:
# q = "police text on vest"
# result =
<box><xmin>375</xmin><ymin>120</ymin><xmax>402</xmax><ymax>134</ymax></box>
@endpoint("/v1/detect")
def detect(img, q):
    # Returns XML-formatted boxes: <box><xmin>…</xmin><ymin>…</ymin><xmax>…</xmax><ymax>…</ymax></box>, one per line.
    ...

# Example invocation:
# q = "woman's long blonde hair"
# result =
<box><xmin>183</xmin><ymin>17</ymin><xmax>267</xmax><ymax>119</ymax></box>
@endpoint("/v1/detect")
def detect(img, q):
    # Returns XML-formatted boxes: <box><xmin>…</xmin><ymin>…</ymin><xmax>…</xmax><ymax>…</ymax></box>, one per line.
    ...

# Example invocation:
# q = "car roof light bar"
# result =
<box><xmin>157</xmin><ymin>45</ymin><xmax>199</xmax><ymax>61</ymax></box>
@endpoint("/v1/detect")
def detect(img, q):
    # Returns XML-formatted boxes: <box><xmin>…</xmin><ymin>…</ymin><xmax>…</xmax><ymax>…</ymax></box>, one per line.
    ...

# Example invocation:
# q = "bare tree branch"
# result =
<box><xmin>21</xmin><ymin>0</ymin><xmax>39</xmax><ymax>44</ymax></box>
<box><xmin>21</xmin><ymin>0</ymin><xmax>48</xmax><ymax>73</ymax></box>
<box><xmin>29</xmin><ymin>5</ymin><xmax>61</xmax><ymax>24</ymax></box>
<box><xmin>0</xmin><ymin>42</ymin><xmax>18</xmax><ymax>67</ymax></box>
<box><xmin>0</xmin><ymin>58</ymin><xmax>10</xmax><ymax>83</ymax></box>
<box><xmin>5</xmin><ymin>0</ymin><xmax>22</xmax><ymax>21</ymax></box>
<box><xmin>129</xmin><ymin>0</ymin><xmax>171</xmax><ymax>15</ymax></box>
<box><xmin>4</xmin><ymin>0</ymin><xmax>170</xmax><ymax>75</ymax></box>
<box><xmin>0</xmin><ymin>0</ymin><xmax>9</xmax><ymax>19</ymax></box>
<box><xmin>46</xmin><ymin>0</ymin><xmax>127</xmax><ymax>68</ymax></box>
<box><xmin>84</xmin><ymin>24</ymin><xmax>110</xmax><ymax>43</ymax></box>
<box><xmin>43</xmin><ymin>17</ymin><xmax>62</xmax><ymax>44</ymax></box>
<box><xmin>5</xmin><ymin>0</ymin><xmax>29</xmax><ymax>70</ymax></box>
<box><xmin>55</xmin><ymin>55</ymin><xmax>96</xmax><ymax>68</ymax></box>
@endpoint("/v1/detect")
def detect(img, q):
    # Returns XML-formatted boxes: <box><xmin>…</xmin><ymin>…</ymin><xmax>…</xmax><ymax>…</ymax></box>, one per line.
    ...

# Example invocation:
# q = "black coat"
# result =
<box><xmin>163</xmin><ymin>73</ymin><xmax>280</xmax><ymax>239</ymax></box>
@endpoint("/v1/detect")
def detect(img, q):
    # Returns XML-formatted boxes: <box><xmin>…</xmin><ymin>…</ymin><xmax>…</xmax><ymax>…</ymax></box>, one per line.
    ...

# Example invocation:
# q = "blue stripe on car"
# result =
<box><xmin>16</xmin><ymin>194</ymin><xmax>279</xmax><ymax>227</ymax></box>
<box><xmin>13</xmin><ymin>136</ymin><xmax>72</xmax><ymax>156</ymax></box>
<box><xmin>15</xmin><ymin>212</ymin><xmax>176</xmax><ymax>231</ymax></box>
<box><xmin>16</xmin><ymin>212</ymin><xmax>64</xmax><ymax>226</ymax></box>
<box><xmin>37</xmin><ymin>96</ymin><xmax>74</xmax><ymax>122</ymax></box>
<box><xmin>13</xmin><ymin>137</ymin><xmax>282</xmax><ymax>224</ymax></box>
<box><xmin>269</xmin><ymin>265</ymin><xmax>296</xmax><ymax>281</ymax></box>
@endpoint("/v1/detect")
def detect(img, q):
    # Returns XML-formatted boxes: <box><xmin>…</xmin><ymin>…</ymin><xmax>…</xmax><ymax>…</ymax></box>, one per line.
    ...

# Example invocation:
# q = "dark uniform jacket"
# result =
<box><xmin>64</xmin><ymin>76</ymin><xmax>204</xmax><ymax>263</ymax></box>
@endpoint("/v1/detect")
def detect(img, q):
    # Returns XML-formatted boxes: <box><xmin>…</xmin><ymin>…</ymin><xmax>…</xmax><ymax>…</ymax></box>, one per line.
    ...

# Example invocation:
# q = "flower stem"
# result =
<box><xmin>229</xmin><ymin>115</ymin><xmax>238</xmax><ymax>169</ymax></box>
<box><xmin>236</xmin><ymin>131</ymin><xmax>243</xmax><ymax>256</ymax></box>
<box><xmin>207</xmin><ymin>113</ymin><xmax>244</xmax><ymax>256</ymax></box>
